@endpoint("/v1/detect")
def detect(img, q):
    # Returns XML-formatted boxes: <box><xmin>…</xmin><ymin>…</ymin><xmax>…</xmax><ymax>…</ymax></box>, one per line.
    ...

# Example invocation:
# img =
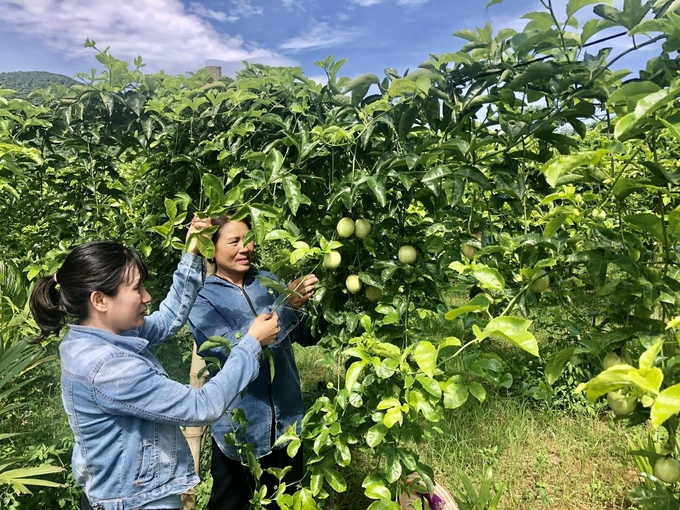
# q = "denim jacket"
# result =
<box><xmin>59</xmin><ymin>253</ymin><xmax>263</xmax><ymax>510</ymax></box>
<box><xmin>188</xmin><ymin>269</ymin><xmax>314</xmax><ymax>460</ymax></box>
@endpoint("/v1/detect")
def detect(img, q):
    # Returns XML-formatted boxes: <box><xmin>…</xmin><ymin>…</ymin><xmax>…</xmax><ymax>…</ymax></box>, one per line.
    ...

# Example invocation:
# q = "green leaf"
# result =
<box><xmin>152</xmin><ymin>225</ymin><xmax>170</xmax><ymax>237</ymax></box>
<box><xmin>265</xmin><ymin>148</ymin><xmax>284</xmax><ymax>182</ymax></box>
<box><xmin>334</xmin><ymin>438</ymin><xmax>351</xmax><ymax>467</ymax></box>
<box><xmin>0</xmin><ymin>465</ymin><xmax>65</xmax><ymax>491</ymax></box>
<box><xmin>344</xmin><ymin>347</ymin><xmax>371</xmax><ymax>362</ymax></box>
<box><xmin>587</xmin><ymin>257</ymin><xmax>608</xmax><ymax>289</ymax></box>
<box><xmin>575</xmin><ymin>364</ymin><xmax>663</xmax><ymax>402</ymax></box>
<box><xmin>372</xmin><ymin>342</ymin><xmax>401</xmax><ymax>360</ymax></box>
<box><xmin>198</xmin><ymin>335</ymin><xmax>232</xmax><ymax>353</ymax></box>
<box><xmin>456</xmin><ymin>165</ymin><xmax>490</xmax><ymax>189</ymax></box>
<box><xmin>612</xmin><ymin>177</ymin><xmax>653</xmax><ymax>200</ymax></box>
<box><xmin>287</xmin><ymin>438</ymin><xmax>301</xmax><ymax>459</ymax></box>
<box><xmin>416</xmin><ymin>374</ymin><xmax>442</xmax><ymax>398</ymax></box>
<box><xmin>164</xmin><ymin>198</ymin><xmax>177</xmax><ymax>220</ymax></box>
<box><xmin>442</xmin><ymin>379</ymin><xmax>469</xmax><ymax>409</ymax></box>
<box><xmin>639</xmin><ymin>341</ymin><xmax>663</xmax><ymax>372</ymax></box>
<box><xmin>345</xmin><ymin>361</ymin><xmax>366</xmax><ymax>391</ymax></box>
<box><xmin>660</xmin><ymin>118</ymin><xmax>680</xmax><ymax>142</ymax></box>
<box><xmin>614</xmin><ymin>87</ymin><xmax>679</xmax><ymax>139</ymax></box>
<box><xmin>521</xmin><ymin>11</ymin><xmax>555</xmax><ymax>31</ymax></box>
<box><xmin>366</xmin><ymin>176</ymin><xmax>387</xmax><ymax>208</ymax></box>
<box><xmin>544</xmin><ymin>213</ymin><xmax>569</xmax><ymax>238</ymax></box>
<box><xmin>322</xmin><ymin>468</ymin><xmax>347</xmax><ymax>493</ymax></box>
<box><xmin>422</xmin><ymin>165</ymin><xmax>452</xmax><ymax>183</ymax></box>
<box><xmin>408</xmin><ymin>389</ymin><xmax>441</xmax><ymax>421</ymax></box>
<box><xmin>413</xmin><ymin>341</ymin><xmax>437</xmax><ymax>377</ymax></box>
<box><xmin>468</xmin><ymin>382</ymin><xmax>486</xmax><ymax>403</ymax></box>
<box><xmin>358</xmin><ymin>272</ymin><xmax>383</xmax><ymax>289</ymax></box>
<box><xmin>343</xmin><ymin>73</ymin><xmax>380</xmax><ymax>106</ymax></box>
<box><xmin>383</xmin><ymin>407</ymin><xmax>403</xmax><ymax>428</ymax></box>
<box><xmin>471</xmin><ymin>265</ymin><xmax>505</xmax><ymax>292</ymax></box>
<box><xmin>365</xmin><ymin>482</ymin><xmax>392</xmax><ymax>500</ymax></box>
<box><xmin>669</xmin><ymin>205</ymin><xmax>680</xmax><ymax>241</ymax></box>
<box><xmin>594</xmin><ymin>1</ymin><xmax>652</xmax><ymax>30</ymax></box>
<box><xmin>581</xmin><ymin>18</ymin><xmax>608</xmax><ymax>43</ymax></box>
<box><xmin>385</xmin><ymin>447</ymin><xmax>402</xmax><ymax>483</ymax></box>
<box><xmin>651</xmin><ymin>384</ymin><xmax>680</xmax><ymax>428</ymax></box>
<box><xmin>377</xmin><ymin>397</ymin><xmax>401</xmax><ymax>410</ymax></box>
<box><xmin>567</xmin><ymin>0</ymin><xmax>610</xmax><ymax>17</ymax></box>
<box><xmin>623</xmin><ymin>213</ymin><xmax>665</xmax><ymax>241</ymax></box>
<box><xmin>545</xmin><ymin>347</ymin><xmax>576</xmax><ymax>385</ymax></box>
<box><xmin>195</xmin><ymin>234</ymin><xmax>215</xmax><ymax>259</ymax></box>
<box><xmin>540</xmin><ymin>150</ymin><xmax>607</xmax><ymax>188</ymax></box>
<box><xmin>608</xmin><ymin>80</ymin><xmax>660</xmax><ymax>106</ymax></box>
<box><xmin>248</xmin><ymin>203</ymin><xmax>280</xmax><ymax>245</ymax></box>
<box><xmin>297</xmin><ymin>487</ymin><xmax>321</xmax><ymax>510</ymax></box>
<box><xmin>454</xmin><ymin>29</ymin><xmax>481</xmax><ymax>43</ymax></box>
<box><xmin>478</xmin><ymin>317</ymin><xmax>539</xmax><ymax>356</ymax></box>
<box><xmin>324</xmin><ymin>309</ymin><xmax>345</xmax><ymax>325</ymax></box>
<box><xmin>201</xmin><ymin>173</ymin><xmax>224</xmax><ymax>207</ymax></box>
<box><xmin>365</xmin><ymin>423</ymin><xmax>388</xmax><ymax>448</ymax></box>
<box><xmin>396</xmin><ymin>106</ymin><xmax>417</xmax><ymax>140</ymax></box>
<box><xmin>282</xmin><ymin>175</ymin><xmax>302</xmax><ymax>216</ymax></box>
<box><xmin>444</xmin><ymin>294</ymin><xmax>492</xmax><ymax>320</ymax></box>
<box><xmin>265</xmin><ymin>229</ymin><xmax>293</xmax><ymax>241</ymax></box>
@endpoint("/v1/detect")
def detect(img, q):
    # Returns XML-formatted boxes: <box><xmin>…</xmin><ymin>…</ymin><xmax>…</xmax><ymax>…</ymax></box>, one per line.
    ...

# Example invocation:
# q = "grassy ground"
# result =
<box><xmin>420</xmin><ymin>398</ymin><xmax>639</xmax><ymax>509</ymax></box>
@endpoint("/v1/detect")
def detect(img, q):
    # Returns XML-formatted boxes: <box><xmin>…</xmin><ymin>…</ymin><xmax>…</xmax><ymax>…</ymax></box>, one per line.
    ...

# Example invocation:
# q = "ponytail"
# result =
<box><xmin>29</xmin><ymin>275</ymin><xmax>66</xmax><ymax>343</ymax></box>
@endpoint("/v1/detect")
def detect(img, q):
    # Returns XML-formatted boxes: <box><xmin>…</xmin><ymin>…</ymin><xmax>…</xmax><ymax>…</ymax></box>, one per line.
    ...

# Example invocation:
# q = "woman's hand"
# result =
<box><xmin>247</xmin><ymin>312</ymin><xmax>280</xmax><ymax>347</ymax></box>
<box><xmin>287</xmin><ymin>274</ymin><xmax>318</xmax><ymax>309</ymax></box>
<box><xmin>186</xmin><ymin>216</ymin><xmax>213</xmax><ymax>255</ymax></box>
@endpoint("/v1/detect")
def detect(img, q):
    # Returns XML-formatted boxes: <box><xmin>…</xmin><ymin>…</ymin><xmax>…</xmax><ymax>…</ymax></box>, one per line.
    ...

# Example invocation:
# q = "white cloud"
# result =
<box><xmin>189</xmin><ymin>2</ymin><xmax>229</xmax><ymax>22</ymax></box>
<box><xmin>350</xmin><ymin>0</ymin><xmax>384</xmax><ymax>6</ymax></box>
<box><xmin>0</xmin><ymin>0</ymin><xmax>294</xmax><ymax>74</ymax></box>
<box><xmin>350</xmin><ymin>0</ymin><xmax>429</xmax><ymax>5</ymax></box>
<box><xmin>230</xmin><ymin>0</ymin><xmax>264</xmax><ymax>18</ymax></box>
<box><xmin>280</xmin><ymin>20</ymin><xmax>360</xmax><ymax>51</ymax></box>
<box><xmin>282</xmin><ymin>0</ymin><xmax>304</xmax><ymax>9</ymax></box>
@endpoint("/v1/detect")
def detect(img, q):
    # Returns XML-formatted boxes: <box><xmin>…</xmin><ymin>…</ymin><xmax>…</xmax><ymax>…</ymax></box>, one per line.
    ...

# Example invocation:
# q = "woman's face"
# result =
<box><xmin>91</xmin><ymin>266</ymin><xmax>152</xmax><ymax>335</ymax></box>
<box><xmin>214</xmin><ymin>221</ymin><xmax>254</xmax><ymax>282</ymax></box>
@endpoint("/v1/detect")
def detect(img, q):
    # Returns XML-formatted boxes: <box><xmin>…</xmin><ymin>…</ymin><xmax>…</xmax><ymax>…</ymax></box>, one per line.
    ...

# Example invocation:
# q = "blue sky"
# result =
<box><xmin>0</xmin><ymin>0</ymin><xmax>660</xmax><ymax>82</ymax></box>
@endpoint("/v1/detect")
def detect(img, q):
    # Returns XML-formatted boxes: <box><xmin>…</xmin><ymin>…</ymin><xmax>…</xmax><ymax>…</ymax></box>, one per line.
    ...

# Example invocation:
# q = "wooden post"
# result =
<box><xmin>181</xmin><ymin>341</ymin><xmax>208</xmax><ymax>510</ymax></box>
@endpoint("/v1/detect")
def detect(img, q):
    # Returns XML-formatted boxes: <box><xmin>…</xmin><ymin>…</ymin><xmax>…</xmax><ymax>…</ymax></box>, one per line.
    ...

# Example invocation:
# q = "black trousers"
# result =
<box><xmin>208</xmin><ymin>438</ymin><xmax>304</xmax><ymax>510</ymax></box>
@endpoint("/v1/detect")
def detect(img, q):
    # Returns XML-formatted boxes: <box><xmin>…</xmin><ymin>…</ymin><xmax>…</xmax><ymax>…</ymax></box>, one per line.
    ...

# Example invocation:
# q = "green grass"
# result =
<box><xmin>418</xmin><ymin>398</ymin><xmax>639</xmax><ymax>509</ymax></box>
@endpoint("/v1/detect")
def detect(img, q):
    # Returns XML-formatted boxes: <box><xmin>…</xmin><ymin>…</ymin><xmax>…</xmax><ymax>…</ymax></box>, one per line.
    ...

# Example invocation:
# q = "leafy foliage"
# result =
<box><xmin>5</xmin><ymin>0</ymin><xmax>680</xmax><ymax>507</ymax></box>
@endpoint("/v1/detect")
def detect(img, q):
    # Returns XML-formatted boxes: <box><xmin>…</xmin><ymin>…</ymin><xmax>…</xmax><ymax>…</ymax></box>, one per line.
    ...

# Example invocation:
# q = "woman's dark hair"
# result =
<box><xmin>211</xmin><ymin>213</ymin><xmax>252</xmax><ymax>245</ymax></box>
<box><xmin>29</xmin><ymin>241</ymin><xmax>148</xmax><ymax>343</ymax></box>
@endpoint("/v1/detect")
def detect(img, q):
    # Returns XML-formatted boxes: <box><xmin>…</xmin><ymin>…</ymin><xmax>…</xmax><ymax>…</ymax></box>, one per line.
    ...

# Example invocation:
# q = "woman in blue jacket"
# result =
<box><xmin>188</xmin><ymin>214</ymin><xmax>319</xmax><ymax>510</ymax></box>
<box><xmin>29</xmin><ymin>217</ymin><xmax>281</xmax><ymax>510</ymax></box>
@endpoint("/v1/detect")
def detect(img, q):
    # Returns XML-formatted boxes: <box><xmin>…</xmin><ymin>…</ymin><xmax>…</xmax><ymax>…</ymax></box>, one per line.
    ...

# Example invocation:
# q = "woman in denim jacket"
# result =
<box><xmin>188</xmin><ymin>214</ymin><xmax>320</xmax><ymax>510</ymax></box>
<box><xmin>29</xmin><ymin>217</ymin><xmax>281</xmax><ymax>510</ymax></box>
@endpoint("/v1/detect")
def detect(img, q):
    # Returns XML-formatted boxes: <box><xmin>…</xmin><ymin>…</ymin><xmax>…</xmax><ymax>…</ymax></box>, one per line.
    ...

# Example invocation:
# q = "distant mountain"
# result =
<box><xmin>0</xmin><ymin>71</ymin><xmax>77</xmax><ymax>98</ymax></box>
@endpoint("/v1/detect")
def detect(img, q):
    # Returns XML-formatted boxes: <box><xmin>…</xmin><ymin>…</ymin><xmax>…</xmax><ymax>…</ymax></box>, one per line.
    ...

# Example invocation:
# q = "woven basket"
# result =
<box><xmin>399</xmin><ymin>474</ymin><xmax>458</xmax><ymax>510</ymax></box>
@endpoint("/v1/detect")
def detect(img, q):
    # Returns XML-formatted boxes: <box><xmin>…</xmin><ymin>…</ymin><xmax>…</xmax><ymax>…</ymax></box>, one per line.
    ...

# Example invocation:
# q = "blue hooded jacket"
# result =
<box><xmin>188</xmin><ymin>269</ymin><xmax>315</xmax><ymax>460</ymax></box>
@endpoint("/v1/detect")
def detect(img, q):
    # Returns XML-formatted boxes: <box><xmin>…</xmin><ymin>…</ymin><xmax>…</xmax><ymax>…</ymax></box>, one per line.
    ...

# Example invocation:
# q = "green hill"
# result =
<box><xmin>0</xmin><ymin>71</ymin><xmax>77</xmax><ymax>98</ymax></box>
